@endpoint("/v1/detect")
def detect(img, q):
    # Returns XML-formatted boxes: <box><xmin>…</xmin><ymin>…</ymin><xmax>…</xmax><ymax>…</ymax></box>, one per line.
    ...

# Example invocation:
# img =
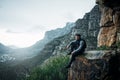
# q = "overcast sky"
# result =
<box><xmin>0</xmin><ymin>0</ymin><xmax>96</xmax><ymax>48</ymax></box>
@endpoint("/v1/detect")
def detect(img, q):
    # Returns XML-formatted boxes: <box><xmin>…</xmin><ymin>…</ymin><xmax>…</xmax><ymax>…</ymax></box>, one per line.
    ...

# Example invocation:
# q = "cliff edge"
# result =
<box><xmin>68</xmin><ymin>51</ymin><xmax>120</xmax><ymax>80</ymax></box>
<box><xmin>68</xmin><ymin>0</ymin><xmax>120</xmax><ymax>80</ymax></box>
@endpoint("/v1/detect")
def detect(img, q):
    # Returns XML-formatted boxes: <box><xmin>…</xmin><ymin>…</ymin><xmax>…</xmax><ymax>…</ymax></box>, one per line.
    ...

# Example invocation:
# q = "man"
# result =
<box><xmin>65</xmin><ymin>34</ymin><xmax>86</xmax><ymax>68</ymax></box>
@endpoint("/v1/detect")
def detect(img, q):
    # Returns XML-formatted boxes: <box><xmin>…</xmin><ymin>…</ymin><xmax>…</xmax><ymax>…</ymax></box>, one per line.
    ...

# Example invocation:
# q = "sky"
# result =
<box><xmin>0</xmin><ymin>0</ymin><xmax>96</xmax><ymax>48</ymax></box>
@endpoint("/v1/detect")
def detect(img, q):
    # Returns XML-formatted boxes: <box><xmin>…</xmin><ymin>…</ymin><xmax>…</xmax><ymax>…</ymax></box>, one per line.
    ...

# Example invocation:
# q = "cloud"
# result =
<box><xmin>6</xmin><ymin>29</ymin><xmax>21</xmax><ymax>33</ymax></box>
<box><xmin>4</xmin><ymin>25</ymin><xmax>47</xmax><ymax>35</ymax></box>
<box><xmin>0</xmin><ymin>27</ymin><xmax>45</xmax><ymax>48</ymax></box>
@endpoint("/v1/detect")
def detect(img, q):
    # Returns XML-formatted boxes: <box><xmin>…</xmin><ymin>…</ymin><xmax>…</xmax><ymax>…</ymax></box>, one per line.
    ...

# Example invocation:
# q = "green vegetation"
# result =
<box><xmin>116</xmin><ymin>41</ymin><xmax>120</xmax><ymax>48</ymax></box>
<box><xmin>96</xmin><ymin>45</ymin><xmax>111</xmax><ymax>50</ymax></box>
<box><xmin>26</xmin><ymin>55</ymin><xmax>69</xmax><ymax>80</ymax></box>
<box><xmin>96</xmin><ymin>42</ymin><xmax>120</xmax><ymax>50</ymax></box>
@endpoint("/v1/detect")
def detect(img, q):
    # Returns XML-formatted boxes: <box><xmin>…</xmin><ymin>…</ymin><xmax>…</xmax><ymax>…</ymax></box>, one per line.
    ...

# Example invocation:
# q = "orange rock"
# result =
<box><xmin>97</xmin><ymin>0</ymin><xmax>120</xmax><ymax>47</ymax></box>
<box><xmin>98</xmin><ymin>26</ymin><xmax>117</xmax><ymax>47</ymax></box>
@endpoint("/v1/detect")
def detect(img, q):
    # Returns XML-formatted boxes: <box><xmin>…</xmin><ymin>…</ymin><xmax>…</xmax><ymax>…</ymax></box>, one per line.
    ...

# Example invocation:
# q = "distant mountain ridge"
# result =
<box><xmin>0</xmin><ymin>43</ymin><xmax>15</xmax><ymax>62</ymax></box>
<box><xmin>31</xmin><ymin>22</ymin><xmax>75</xmax><ymax>49</ymax></box>
<box><xmin>0</xmin><ymin>43</ymin><xmax>11</xmax><ymax>54</ymax></box>
<box><xmin>9</xmin><ymin>22</ymin><xmax>75</xmax><ymax>60</ymax></box>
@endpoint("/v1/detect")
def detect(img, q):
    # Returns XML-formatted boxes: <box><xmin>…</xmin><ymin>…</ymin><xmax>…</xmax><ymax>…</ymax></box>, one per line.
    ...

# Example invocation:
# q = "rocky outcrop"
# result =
<box><xmin>96</xmin><ymin>0</ymin><xmax>120</xmax><ymax>47</ymax></box>
<box><xmin>68</xmin><ymin>51</ymin><xmax>120</xmax><ymax>80</ymax></box>
<box><xmin>72</xmin><ymin>5</ymin><xmax>101</xmax><ymax>50</ymax></box>
<box><xmin>67</xmin><ymin>0</ymin><xmax>120</xmax><ymax>80</ymax></box>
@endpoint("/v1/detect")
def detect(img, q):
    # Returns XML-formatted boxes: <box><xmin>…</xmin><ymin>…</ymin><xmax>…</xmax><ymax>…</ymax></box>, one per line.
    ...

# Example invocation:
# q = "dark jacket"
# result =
<box><xmin>68</xmin><ymin>39</ymin><xmax>86</xmax><ymax>54</ymax></box>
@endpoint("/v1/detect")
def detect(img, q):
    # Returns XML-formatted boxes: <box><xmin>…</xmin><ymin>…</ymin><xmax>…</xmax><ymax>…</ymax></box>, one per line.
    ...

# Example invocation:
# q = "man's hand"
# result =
<box><xmin>66</xmin><ymin>45</ymin><xmax>69</xmax><ymax>49</ymax></box>
<box><xmin>71</xmin><ymin>52</ymin><xmax>74</xmax><ymax>55</ymax></box>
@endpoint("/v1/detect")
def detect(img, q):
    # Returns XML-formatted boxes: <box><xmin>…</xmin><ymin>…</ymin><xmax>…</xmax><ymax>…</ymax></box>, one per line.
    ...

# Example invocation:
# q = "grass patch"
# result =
<box><xmin>26</xmin><ymin>55</ymin><xmax>69</xmax><ymax>80</ymax></box>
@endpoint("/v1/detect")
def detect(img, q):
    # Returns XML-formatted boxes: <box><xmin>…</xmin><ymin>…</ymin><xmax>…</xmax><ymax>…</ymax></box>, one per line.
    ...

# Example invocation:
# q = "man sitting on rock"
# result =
<box><xmin>65</xmin><ymin>34</ymin><xmax>86</xmax><ymax>68</ymax></box>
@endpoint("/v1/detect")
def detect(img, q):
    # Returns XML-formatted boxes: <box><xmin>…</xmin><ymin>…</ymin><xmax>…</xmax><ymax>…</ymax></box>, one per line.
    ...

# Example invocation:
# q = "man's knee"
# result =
<box><xmin>72</xmin><ymin>52</ymin><xmax>84</xmax><ymax>57</ymax></box>
<box><xmin>72</xmin><ymin>53</ymin><xmax>77</xmax><ymax>57</ymax></box>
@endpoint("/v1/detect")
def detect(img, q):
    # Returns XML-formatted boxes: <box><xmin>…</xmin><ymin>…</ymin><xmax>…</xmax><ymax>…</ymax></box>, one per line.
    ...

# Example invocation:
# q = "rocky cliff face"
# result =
<box><xmin>71</xmin><ymin>5</ymin><xmax>101</xmax><ymax>50</ymax></box>
<box><xmin>52</xmin><ymin>5</ymin><xmax>101</xmax><ymax>56</ymax></box>
<box><xmin>96</xmin><ymin>0</ymin><xmax>120</xmax><ymax>47</ymax></box>
<box><xmin>68</xmin><ymin>0</ymin><xmax>120</xmax><ymax>80</ymax></box>
<box><xmin>68</xmin><ymin>51</ymin><xmax>120</xmax><ymax>80</ymax></box>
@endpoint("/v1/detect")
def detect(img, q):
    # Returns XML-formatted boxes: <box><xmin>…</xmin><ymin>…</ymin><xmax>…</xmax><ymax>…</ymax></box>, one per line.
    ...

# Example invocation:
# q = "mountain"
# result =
<box><xmin>22</xmin><ymin>5</ymin><xmax>101</xmax><ymax>69</ymax></box>
<box><xmin>30</xmin><ymin>22</ymin><xmax>75</xmax><ymax>51</ymax></box>
<box><xmin>0</xmin><ymin>43</ymin><xmax>15</xmax><ymax>62</ymax></box>
<box><xmin>0</xmin><ymin>43</ymin><xmax>11</xmax><ymax>54</ymax></box>
<box><xmin>18</xmin><ymin>5</ymin><xmax>100</xmax><ymax>61</ymax></box>
<box><xmin>43</xmin><ymin>5</ymin><xmax>101</xmax><ymax>56</ymax></box>
<box><xmin>0</xmin><ymin>5</ymin><xmax>102</xmax><ymax>80</ymax></box>
<box><xmin>10</xmin><ymin>22</ymin><xmax>75</xmax><ymax>60</ymax></box>
<box><xmin>52</xmin><ymin>5</ymin><xmax>101</xmax><ymax>55</ymax></box>
<box><xmin>8</xmin><ymin>45</ymin><xmax>18</xmax><ymax>49</ymax></box>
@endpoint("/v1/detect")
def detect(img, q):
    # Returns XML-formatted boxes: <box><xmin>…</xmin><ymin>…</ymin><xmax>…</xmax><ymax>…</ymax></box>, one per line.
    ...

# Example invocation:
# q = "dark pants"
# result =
<box><xmin>68</xmin><ymin>51</ymin><xmax>84</xmax><ymax>67</ymax></box>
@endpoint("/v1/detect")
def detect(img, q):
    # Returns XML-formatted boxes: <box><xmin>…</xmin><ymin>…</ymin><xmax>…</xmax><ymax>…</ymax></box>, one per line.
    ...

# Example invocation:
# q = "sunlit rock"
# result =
<box><xmin>97</xmin><ymin>0</ymin><xmax>120</xmax><ymax>47</ymax></box>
